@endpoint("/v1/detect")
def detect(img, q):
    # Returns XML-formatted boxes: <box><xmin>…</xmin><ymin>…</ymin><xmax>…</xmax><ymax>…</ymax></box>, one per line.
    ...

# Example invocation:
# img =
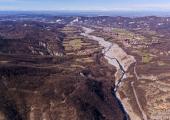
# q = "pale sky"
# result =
<box><xmin>0</xmin><ymin>0</ymin><xmax>170</xmax><ymax>11</ymax></box>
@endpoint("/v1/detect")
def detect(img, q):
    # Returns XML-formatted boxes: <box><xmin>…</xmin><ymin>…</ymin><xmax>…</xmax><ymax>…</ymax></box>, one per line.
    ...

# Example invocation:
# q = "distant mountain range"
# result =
<box><xmin>1</xmin><ymin>10</ymin><xmax>170</xmax><ymax>17</ymax></box>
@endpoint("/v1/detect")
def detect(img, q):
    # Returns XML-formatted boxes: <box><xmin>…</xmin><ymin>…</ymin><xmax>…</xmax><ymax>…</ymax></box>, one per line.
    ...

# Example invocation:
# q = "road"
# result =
<box><xmin>132</xmin><ymin>63</ymin><xmax>148</xmax><ymax>120</ymax></box>
<box><xmin>131</xmin><ymin>81</ymin><xmax>148</xmax><ymax>120</ymax></box>
<box><xmin>134</xmin><ymin>62</ymin><xmax>140</xmax><ymax>80</ymax></box>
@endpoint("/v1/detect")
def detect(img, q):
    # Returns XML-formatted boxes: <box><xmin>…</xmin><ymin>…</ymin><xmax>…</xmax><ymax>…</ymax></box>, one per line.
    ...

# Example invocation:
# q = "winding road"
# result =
<box><xmin>132</xmin><ymin>63</ymin><xmax>148</xmax><ymax>120</ymax></box>
<box><xmin>131</xmin><ymin>81</ymin><xmax>148</xmax><ymax>120</ymax></box>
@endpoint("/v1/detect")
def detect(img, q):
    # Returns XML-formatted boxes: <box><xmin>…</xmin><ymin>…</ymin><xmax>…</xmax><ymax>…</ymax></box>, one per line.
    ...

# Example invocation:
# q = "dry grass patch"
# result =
<box><xmin>112</xmin><ymin>28</ymin><xmax>145</xmax><ymax>41</ymax></box>
<box><xmin>142</xmin><ymin>53</ymin><xmax>153</xmax><ymax>64</ymax></box>
<box><xmin>76</xmin><ymin>57</ymin><xmax>94</xmax><ymax>63</ymax></box>
<box><xmin>64</xmin><ymin>39</ymin><xmax>83</xmax><ymax>51</ymax></box>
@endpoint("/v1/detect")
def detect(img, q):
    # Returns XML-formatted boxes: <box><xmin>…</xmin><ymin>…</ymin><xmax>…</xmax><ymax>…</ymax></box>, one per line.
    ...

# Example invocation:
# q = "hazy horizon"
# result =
<box><xmin>0</xmin><ymin>10</ymin><xmax>170</xmax><ymax>17</ymax></box>
<box><xmin>0</xmin><ymin>0</ymin><xmax>170</xmax><ymax>11</ymax></box>
<box><xmin>0</xmin><ymin>0</ymin><xmax>170</xmax><ymax>17</ymax></box>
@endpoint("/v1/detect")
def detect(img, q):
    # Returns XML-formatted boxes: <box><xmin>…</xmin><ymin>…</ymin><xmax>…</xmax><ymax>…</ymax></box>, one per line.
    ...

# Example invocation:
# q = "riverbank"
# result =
<box><xmin>81</xmin><ymin>27</ymin><xmax>141</xmax><ymax>120</ymax></box>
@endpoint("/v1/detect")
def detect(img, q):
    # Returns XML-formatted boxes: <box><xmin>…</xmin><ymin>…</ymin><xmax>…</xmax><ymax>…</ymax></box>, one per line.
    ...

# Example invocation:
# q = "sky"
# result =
<box><xmin>0</xmin><ymin>0</ymin><xmax>170</xmax><ymax>11</ymax></box>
